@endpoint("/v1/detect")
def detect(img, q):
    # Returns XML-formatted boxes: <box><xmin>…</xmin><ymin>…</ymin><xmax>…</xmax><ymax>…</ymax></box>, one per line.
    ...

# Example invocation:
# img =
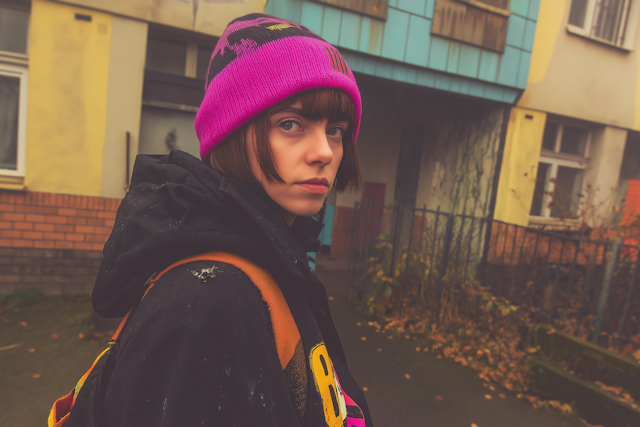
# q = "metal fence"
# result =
<box><xmin>347</xmin><ymin>202</ymin><xmax>640</xmax><ymax>350</ymax></box>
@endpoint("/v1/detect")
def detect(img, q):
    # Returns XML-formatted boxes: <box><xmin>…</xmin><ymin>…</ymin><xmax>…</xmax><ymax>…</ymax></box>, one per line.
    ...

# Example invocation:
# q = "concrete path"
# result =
<box><xmin>315</xmin><ymin>261</ymin><xmax>584</xmax><ymax>427</ymax></box>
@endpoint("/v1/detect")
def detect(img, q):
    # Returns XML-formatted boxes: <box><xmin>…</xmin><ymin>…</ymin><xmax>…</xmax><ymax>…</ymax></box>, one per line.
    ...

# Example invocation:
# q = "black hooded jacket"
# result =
<box><xmin>87</xmin><ymin>150</ymin><xmax>372</xmax><ymax>427</ymax></box>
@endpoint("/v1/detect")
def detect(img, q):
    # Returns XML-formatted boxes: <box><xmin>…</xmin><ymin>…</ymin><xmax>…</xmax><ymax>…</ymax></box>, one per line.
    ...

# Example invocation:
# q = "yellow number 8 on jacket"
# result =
<box><xmin>310</xmin><ymin>343</ymin><xmax>347</xmax><ymax>426</ymax></box>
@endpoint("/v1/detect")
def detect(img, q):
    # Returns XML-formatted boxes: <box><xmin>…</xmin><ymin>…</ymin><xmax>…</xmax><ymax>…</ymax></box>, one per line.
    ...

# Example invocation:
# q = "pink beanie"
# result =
<box><xmin>195</xmin><ymin>13</ymin><xmax>362</xmax><ymax>160</ymax></box>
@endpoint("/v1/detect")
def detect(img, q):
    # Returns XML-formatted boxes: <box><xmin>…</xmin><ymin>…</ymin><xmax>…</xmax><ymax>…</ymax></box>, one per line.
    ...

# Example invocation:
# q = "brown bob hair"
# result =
<box><xmin>208</xmin><ymin>88</ymin><xmax>363</xmax><ymax>193</ymax></box>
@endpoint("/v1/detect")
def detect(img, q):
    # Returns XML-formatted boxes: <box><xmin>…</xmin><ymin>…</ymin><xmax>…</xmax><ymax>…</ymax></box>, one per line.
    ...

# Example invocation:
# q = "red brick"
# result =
<box><xmin>0</xmin><ymin>203</ymin><xmax>15</xmax><ymax>212</ymax></box>
<box><xmin>73</xmin><ymin>242</ymin><xmax>94</xmax><ymax>250</ymax></box>
<box><xmin>0</xmin><ymin>230</ymin><xmax>21</xmax><ymax>238</ymax></box>
<box><xmin>0</xmin><ymin>221</ymin><xmax>11</xmax><ymax>229</ymax></box>
<box><xmin>46</xmin><ymin>215</ymin><xmax>67</xmax><ymax>224</ymax></box>
<box><xmin>3</xmin><ymin>212</ymin><xmax>24</xmax><ymax>221</ymax></box>
<box><xmin>67</xmin><ymin>217</ymin><xmax>87</xmax><ymax>225</ymax></box>
<box><xmin>65</xmin><ymin>233</ymin><xmax>84</xmax><ymax>242</ymax></box>
<box><xmin>15</xmin><ymin>205</ymin><xmax>38</xmax><ymax>213</ymax></box>
<box><xmin>34</xmin><ymin>240</ymin><xmax>55</xmax><ymax>249</ymax></box>
<box><xmin>25</xmin><ymin>214</ymin><xmax>45</xmax><ymax>223</ymax></box>
<box><xmin>23</xmin><ymin>231</ymin><xmax>44</xmax><ymax>240</ymax></box>
<box><xmin>13</xmin><ymin>222</ymin><xmax>34</xmax><ymax>231</ymax></box>
<box><xmin>103</xmin><ymin>219</ymin><xmax>115</xmax><ymax>228</ymax></box>
<box><xmin>12</xmin><ymin>239</ymin><xmax>34</xmax><ymax>248</ymax></box>
<box><xmin>36</xmin><ymin>206</ymin><xmax>57</xmax><ymax>215</ymax></box>
<box><xmin>54</xmin><ymin>241</ymin><xmax>73</xmax><ymax>249</ymax></box>
<box><xmin>0</xmin><ymin>238</ymin><xmax>11</xmax><ymax>246</ymax></box>
<box><xmin>34</xmin><ymin>223</ymin><xmax>55</xmax><ymax>232</ymax></box>
<box><xmin>86</xmin><ymin>218</ymin><xmax>103</xmax><ymax>226</ymax></box>
<box><xmin>44</xmin><ymin>232</ymin><xmax>65</xmax><ymax>240</ymax></box>
<box><xmin>75</xmin><ymin>225</ymin><xmax>95</xmax><ymax>234</ymax></box>
<box><xmin>54</xmin><ymin>224</ymin><xmax>74</xmax><ymax>233</ymax></box>
<box><xmin>92</xmin><ymin>243</ymin><xmax>104</xmax><ymax>251</ymax></box>
<box><xmin>77</xmin><ymin>209</ymin><xmax>98</xmax><ymax>218</ymax></box>
<box><xmin>95</xmin><ymin>226</ymin><xmax>112</xmax><ymax>235</ymax></box>
<box><xmin>57</xmin><ymin>208</ymin><xmax>77</xmax><ymax>217</ymax></box>
<box><xmin>97</xmin><ymin>211</ymin><xmax>116</xmax><ymax>219</ymax></box>
<box><xmin>86</xmin><ymin>234</ymin><xmax>107</xmax><ymax>243</ymax></box>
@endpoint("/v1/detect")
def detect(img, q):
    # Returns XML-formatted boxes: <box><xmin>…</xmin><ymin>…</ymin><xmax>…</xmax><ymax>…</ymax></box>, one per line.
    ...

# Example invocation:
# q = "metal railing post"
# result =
<box><xmin>592</xmin><ymin>238</ymin><xmax>622</xmax><ymax>344</ymax></box>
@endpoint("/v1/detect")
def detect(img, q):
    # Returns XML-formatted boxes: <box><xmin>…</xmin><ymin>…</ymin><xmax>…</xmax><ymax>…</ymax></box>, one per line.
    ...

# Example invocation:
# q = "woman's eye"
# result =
<box><xmin>280</xmin><ymin>120</ymin><xmax>301</xmax><ymax>131</ymax></box>
<box><xmin>327</xmin><ymin>127</ymin><xmax>344</xmax><ymax>137</ymax></box>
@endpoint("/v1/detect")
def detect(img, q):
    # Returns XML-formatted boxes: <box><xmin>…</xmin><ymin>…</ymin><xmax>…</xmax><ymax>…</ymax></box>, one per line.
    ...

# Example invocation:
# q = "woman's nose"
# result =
<box><xmin>307</xmin><ymin>128</ymin><xmax>334</xmax><ymax>166</ymax></box>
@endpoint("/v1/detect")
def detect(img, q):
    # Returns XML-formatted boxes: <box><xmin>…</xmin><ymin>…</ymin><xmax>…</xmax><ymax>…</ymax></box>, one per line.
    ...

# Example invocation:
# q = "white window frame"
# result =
<box><xmin>567</xmin><ymin>0</ymin><xmax>639</xmax><ymax>50</ymax></box>
<box><xmin>530</xmin><ymin>122</ymin><xmax>591</xmax><ymax>221</ymax></box>
<box><xmin>0</xmin><ymin>61</ymin><xmax>28</xmax><ymax>178</ymax></box>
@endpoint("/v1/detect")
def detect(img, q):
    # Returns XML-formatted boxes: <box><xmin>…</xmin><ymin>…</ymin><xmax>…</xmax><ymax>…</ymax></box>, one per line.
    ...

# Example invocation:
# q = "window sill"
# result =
<box><xmin>566</xmin><ymin>25</ymin><xmax>632</xmax><ymax>52</ymax></box>
<box><xmin>528</xmin><ymin>216</ymin><xmax>582</xmax><ymax>230</ymax></box>
<box><xmin>456</xmin><ymin>0</ymin><xmax>511</xmax><ymax>17</ymax></box>
<box><xmin>0</xmin><ymin>175</ymin><xmax>26</xmax><ymax>192</ymax></box>
<box><xmin>0</xmin><ymin>50</ymin><xmax>28</xmax><ymax>67</ymax></box>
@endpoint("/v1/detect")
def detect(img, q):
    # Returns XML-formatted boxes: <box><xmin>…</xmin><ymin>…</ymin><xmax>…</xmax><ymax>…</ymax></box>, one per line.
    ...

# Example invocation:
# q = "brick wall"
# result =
<box><xmin>330</xmin><ymin>206</ymin><xmax>355</xmax><ymax>258</ymax></box>
<box><xmin>0</xmin><ymin>191</ymin><xmax>121</xmax><ymax>294</ymax></box>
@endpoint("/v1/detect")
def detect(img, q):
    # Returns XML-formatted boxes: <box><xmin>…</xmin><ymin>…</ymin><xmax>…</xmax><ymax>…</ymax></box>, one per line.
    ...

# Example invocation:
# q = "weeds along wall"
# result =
<box><xmin>0</xmin><ymin>190</ymin><xmax>120</xmax><ymax>294</ymax></box>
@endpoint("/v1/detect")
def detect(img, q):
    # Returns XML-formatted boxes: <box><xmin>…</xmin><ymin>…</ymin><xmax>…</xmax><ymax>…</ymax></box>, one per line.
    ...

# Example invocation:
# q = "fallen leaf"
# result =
<box><xmin>471</xmin><ymin>424</ymin><xmax>478</xmax><ymax>427</ymax></box>
<box><xmin>28</xmin><ymin>348</ymin><xmax>35</xmax><ymax>353</ymax></box>
<box><xmin>78</xmin><ymin>333</ymin><xmax>84</xmax><ymax>339</ymax></box>
<box><xmin>415</xmin><ymin>347</ymin><xmax>420</xmax><ymax>351</ymax></box>
<box><xmin>362</xmin><ymin>387</ymin><xmax>368</xmax><ymax>391</ymax></box>
<box><xmin>328</xmin><ymin>296</ymin><xmax>334</xmax><ymax>300</ymax></box>
<box><xmin>484</xmin><ymin>394</ymin><xmax>492</xmax><ymax>400</ymax></box>
<box><xmin>356</xmin><ymin>322</ymin><xmax>361</xmax><ymax>326</ymax></box>
<box><xmin>20</xmin><ymin>321</ymin><xmax>27</xmax><ymax>327</ymax></box>
<box><xmin>423</xmin><ymin>347</ymin><xmax>429</xmax><ymax>352</ymax></box>
<box><xmin>633</xmin><ymin>349</ymin><xmax>640</xmax><ymax>361</ymax></box>
<box><xmin>546</xmin><ymin>328</ymin><xmax>556</xmax><ymax>335</ymax></box>
<box><xmin>360</xmin><ymin>337</ymin><xmax>367</xmax><ymax>341</ymax></box>
<box><xmin>377</xmin><ymin>348</ymin><xmax>382</xmax><ymax>352</ymax></box>
<box><xmin>32</xmin><ymin>374</ymin><xmax>41</xmax><ymax>378</ymax></box>
<box><xmin>388</xmin><ymin>336</ymin><xmax>393</xmax><ymax>339</ymax></box>
<box><xmin>476</xmin><ymin>350</ymin><xmax>484</xmax><ymax>356</ymax></box>
<box><xmin>435</xmin><ymin>396</ymin><xmax>443</xmax><ymax>401</ymax></box>
<box><xmin>51</xmin><ymin>334</ymin><xmax>59</xmax><ymax>339</ymax></box>
<box><xmin>404</xmin><ymin>374</ymin><xmax>411</xmax><ymax>379</ymax></box>
<box><xmin>0</xmin><ymin>344</ymin><xmax>21</xmax><ymax>352</ymax></box>
<box><xmin>499</xmin><ymin>394</ymin><xmax>506</xmax><ymax>399</ymax></box>
<box><xmin>437</xmin><ymin>355</ymin><xmax>442</xmax><ymax>359</ymax></box>
<box><xmin>527</xmin><ymin>347</ymin><xmax>538</xmax><ymax>353</ymax></box>
<box><xmin>489</xmin><ymin>385</ymin><xmax>495</xmax><ymax>391</ymax></box>
<box><xmin>405</xmin><ymin>335</ymin><xmax>410</xmax><ymax>339</ymax></box>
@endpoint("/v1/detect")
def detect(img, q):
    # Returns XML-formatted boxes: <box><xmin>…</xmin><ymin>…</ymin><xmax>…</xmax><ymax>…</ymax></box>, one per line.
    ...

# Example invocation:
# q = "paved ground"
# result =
<box><xmin>315</xmin><ymin>256</ymin><xmax>584</xmax><ymax>427</ymax></box>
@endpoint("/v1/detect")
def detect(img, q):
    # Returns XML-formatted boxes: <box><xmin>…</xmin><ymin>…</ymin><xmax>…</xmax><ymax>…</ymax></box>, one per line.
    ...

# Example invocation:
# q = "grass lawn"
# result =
<box><xmin>0</xmin><ymin>290</ymin><xmax>120</xmax><ymax>427</ymax></box>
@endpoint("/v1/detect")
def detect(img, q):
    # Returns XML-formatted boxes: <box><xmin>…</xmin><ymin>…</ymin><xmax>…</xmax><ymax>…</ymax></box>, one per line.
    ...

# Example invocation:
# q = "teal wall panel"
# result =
<box><xmin>375</xmin><ymin>61</ymin><xmax>393</xmax><ymax>79</ymax></box>
<box><xmin>528</xmin><ymin>0</ymin><xmax>541</xmax><ymax>20</ymax></box>
<box><xmin>502</xmin><ymin>90</ymin><xmax>518</xmax><ymax>104</ymax></box>
<box><xmin>404</xmin><ymin>67</ymin><xmax>418</xmax><ymax>84</ymax></box>
<box><xmin>483</xmin><ymin>85</ymin><xmax>504</xmax><ymax>102</ymax></box>
<box><xmin>381</xmin><ymin>8</ymin><xmax>410</xmax><ymax>62</ymax></box>
<box><xmin>388</xmin><ymin>0</ymin><xmax>398</xmax><ymax>7</ymax></box>
<box><xmin>300</xmin><ymin>1</ymin><xmax>323</xmax><ymax>34</ymax></box>
<box><xmin>405</xmin><ymin>15</ymin><xmax>430</xmax><ymax>67</ymax></box>
<box><xmin>516</xmin><ymin>51</ymin><xmax>531</xmax><ymax>89</ymax></box>
<box><xmin>339</xmin><ymin>12</ymin><xmax>361</xmax><ymax>51</ymax></box>
<box><xmin>450</xmin><ymin>78</ymin><xmax>462</xmax><ymax>93</ymax></box>
<box><xmin>446</xmin><ymin>42</ymin><xmax>460</xmax><ymax>73</ymax></box>
<box><xmin>497</xmin><ymin>46</ymin><xmax>520</xmax><ymax>86</ymax></box>
<box><xmin>321</xmin><ymin>6</ymin><xmax>342</xmax><ymax>45</ymax></box>
<box><xmin>417</xmin><ymin>69</ymin><xmax>436</xmax><ymax>87</ymax></box>
<box><xmin>435</xmin><ymin>74</ymin><xmax>451</xmax><ymax>91</ymax></box>
<box><xmin>469</xmin><ymin>81</ymin><xmax>485</xmax><ymax>97</ymax></box>
<box><xmin>506</xmin><ymin>14</ymin><xmax>526</xmax><ymax>48</ymax></box>
<box><xmin>478</xmin><ymin>50</ymin><xmax>499</xmax><ymax>82</ymax></box>
<box><xmin>392</xmin><ymin>65</ymin><xmax>408</xmax><ymax>83</ymax></box>
<box><xmin>457</xmin><ymin>45</ymin><xmax>480</xmax><ymax>78</ymax></box>
<box><xmin>425</xmin><ymin>0</ymin><xmax>435</xmax><ymax>18</ymax></box>
<box><xmin>523</xmin><ymin>19</ymin><xmax>536</xmax><ymax>52</ymax></box>
<box><xmin>456</xmin><ymin>79</ymin><xmax>470</xmax><ymax>94</ymax></box>
<box><xmin>510</xmin><ymin>0</ymin><xmax>530</xmax><ymax>17</ymax></box>
<box><xmin>428</xmin><ymin>37</ymin><xmax>449</xmax><ymax>71</ymax></box>
<box><xmin>397</xmin><ymin>0</ymin><xmax>426</xmax><ymax>16</ymax></box>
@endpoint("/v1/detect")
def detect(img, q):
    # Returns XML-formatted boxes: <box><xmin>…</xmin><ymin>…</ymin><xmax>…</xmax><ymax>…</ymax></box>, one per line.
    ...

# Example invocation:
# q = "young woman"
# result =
<box><xmin>87</xmin><ymin>13</ymin><xmax>372</xmax><ymax>427</ymax></box>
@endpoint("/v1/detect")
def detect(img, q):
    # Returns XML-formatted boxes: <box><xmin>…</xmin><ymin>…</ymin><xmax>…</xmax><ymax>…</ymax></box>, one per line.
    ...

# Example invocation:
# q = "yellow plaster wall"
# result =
<box><xmin>26</xmin><ymin>0</ymin><xmax>111</xmax><ymax>196</ymax></box>
<box><xmin>494</xmin><ymin>108</ymin><xmax>547</xmax><ymax>226</ymax></box>
<box><xmin>527</xmin><ymin>0</ymin><xmax>565</xmax><ymax>85</ymax></box>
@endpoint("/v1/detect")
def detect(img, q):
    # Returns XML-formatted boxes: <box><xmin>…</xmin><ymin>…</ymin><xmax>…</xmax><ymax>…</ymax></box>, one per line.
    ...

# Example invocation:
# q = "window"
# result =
<box><xmin>313</xmin><ymin>0</ymin><xmax>388</xmax><ymax>20</ymax></box>
<box><xmin>0</xmin><ymin>5</ymin><xmax>29</xmax><ymax>179</ymax></box>
<box><xmin>145</xmin><ymin>36</ymin><xmax>213</xmax><ymax>79</ymax></box>
<box><xmin>530</xmin><ymin>122</ymin><xmax>590</xmax><ymax>220</ymax></box>
<box><xmin>567</xmin><ymin>0</ymin><xmax>635</xmax><ymax>48</ymax></box>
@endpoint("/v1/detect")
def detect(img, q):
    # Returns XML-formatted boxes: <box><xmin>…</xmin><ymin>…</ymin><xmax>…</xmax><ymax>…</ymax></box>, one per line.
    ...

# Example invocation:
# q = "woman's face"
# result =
<box><xmin>247</xmin><ymin>101</ymin><xmax>347</xmax><ymax>226</ymax></box>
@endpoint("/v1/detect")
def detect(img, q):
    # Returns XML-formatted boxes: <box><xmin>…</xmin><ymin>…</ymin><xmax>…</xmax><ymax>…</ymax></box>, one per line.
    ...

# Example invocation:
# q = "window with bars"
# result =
<box><xmin>530</xmin><ymin>121</ymin><xmax>590</xmax><ymax>220</ymax></box>
<box><xmin>568</xmin><ymin>0</ymin><xmax>634</xmax><ymax>47</ymax></box>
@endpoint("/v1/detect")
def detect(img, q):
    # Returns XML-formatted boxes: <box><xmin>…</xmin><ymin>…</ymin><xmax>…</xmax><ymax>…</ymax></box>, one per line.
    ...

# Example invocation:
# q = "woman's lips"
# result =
<box><xmin>297</xmin><ymin>178</ymin><xmax>329</xmax><ymax>194</ymax></box>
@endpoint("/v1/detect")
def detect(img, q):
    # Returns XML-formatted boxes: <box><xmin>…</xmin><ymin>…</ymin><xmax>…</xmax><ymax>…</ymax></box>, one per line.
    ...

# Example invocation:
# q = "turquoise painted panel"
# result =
<box><xmin>528</xmin><ymin>0</ymin><xmax>541</xmax><ymax>20</ymax></box>
<box><xmin>405</xmin><ymin>15</ymin><xmax>431</xmax><ymax>67</ymax></box>
<box><xmin>506</xmin><ymin>14</ymin><xmax>526</xmax><ymax>48</ymax></box>
<box><xmin>284</xmin><ymin>0</ymin><xmax>302</xmax><ymax>22</ymax></box>
<box><xmin>404</xmin><ymin>67</ymin><xmax>417</xmax><ymax>84</ymax></box>
<box><xmin>523</xmin><ymin>19</ymin><xmax>536</xmax><ymax>52</ymax></box>
<box><xmin>497</xmin><ymin>46</ymin><xmax>520</xmax><ymax>86</ymax></box>
<box><xmin>483</xmin><ymin>85</ymin><xmax>504</xmax><ymax>101</ymax></box>
<box><xmin>478</xmin><ymin>50</ymin><xmax>499</xmax><ymax>82</ymax></box>
<box><xmin>397</xmin><ymin>0</ymin><xmax>426</xmax><ymax>16</ymax></box>
<box><xmin>265</xmin><ymin>0</ymin><xmax>275</xmax><ymax>15</ymax></box>
<box><xmin>469</xmin><ymin>81</ymin><xmax>485</xmax><ymax>97</ymax></box>
<box><xmin>321</xmin><ymin>6</ymin><xmax>342</xmax><ymax>45</ymax></box>
<box><xmin>446</xmin><ymin>42</ymin><xmax>460</xmax><ymax>73</ymax></box>
<box><xmin>425</xmin><ymin>0</ymin><xmax>435</xmax><ymax>18</ymax></box>
<box><xmin>392</xmin><ymin>65</ymin><xmax>408</xmax><ymax>83</ymax></box>
<box><xmin>457</xmin><ymin>45</ymin><xmax>480</xmax><ymax>78</ymax></box>
<box><xmin>450</xmin><ymin>78</ymin><xmax>462</xmax><ymax>93</ymax></box>
<box><xmin>319</xmin><ymin>203</ymin><xmax>334</xmax><ymax>246</ymax></box>
<box><xmin>300</xmin><ymin>2</ymin><xmax>324</xmax><ymax>35</ymax></box>
<box><xmin>339</xmin><ymin>12</ymin><xmax>361</xmax><ymax>50</ymax></box>
<box><xmin>435</xmin><ymin>74</ymin><xmax>451</xmax><ymax>91</ymax></box>
<box><xmin>359</xmin><ymin>17</ymin><xmax>384</xmax><ymax>56</ymax></box>
<box><xmin>375</xmin><ymin>61</ymin><xmax>393</xmax><ymax>79</ymax></box>
<box><xmin>456</xmin><ymin>78</ymin><xmax>470</xmax><ymax>94</ymax></box>
<box><xmin>417</xmin><ymin>69</ymin><xmax>436</xmax><ymax>87</ymax></box>
<box><xmin>342</xmin><ymin>50</ymin><xmax>376</xmax><ymax>75</ymax></box>
<box><xmin>381</xmin><ymin>8</ymin><xmax>410</xmax><ymax>62</ymax></box>
<box><xmin>388</xmin><ymin>0</ymin><xmax>398</xmax><ymax>7</ymax></box>
<box><xmin>516</xmin><ymin>50</ymin><xmax>531</xmax><ymax>89</ymax></box>
<box><xmin>510</xmin><ymin>0</ymin><xmax>530</xmax><ymax>17</ymax></box>
<box><xmin>428</xmin><ymin>37</ymin><xmax>449</xmax><ymax>71</ymax></box>
<box><xmin>358</xmin><ymin>17</ymin><xmax>370</xmax><ymax>52</ymax></box>
<box><xmin>502</xmin><ymin>89</ymin><xmax>518</xmax><ymax>103</ymax></box>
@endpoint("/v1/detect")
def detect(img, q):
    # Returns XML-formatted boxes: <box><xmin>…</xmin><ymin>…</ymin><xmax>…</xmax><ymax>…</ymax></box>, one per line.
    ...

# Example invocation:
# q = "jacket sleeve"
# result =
<box><xmin>102</xmin><ymin>262</ymin><xmax>302</xmax><ymax>427</ymax></box>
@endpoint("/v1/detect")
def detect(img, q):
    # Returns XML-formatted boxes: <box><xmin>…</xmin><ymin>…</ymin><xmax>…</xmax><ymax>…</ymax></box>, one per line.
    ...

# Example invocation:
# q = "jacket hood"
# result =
<box><xmin>92</xmin><ymin>150</ymin><xmax>323</xmax><ymax>318</ymax></box>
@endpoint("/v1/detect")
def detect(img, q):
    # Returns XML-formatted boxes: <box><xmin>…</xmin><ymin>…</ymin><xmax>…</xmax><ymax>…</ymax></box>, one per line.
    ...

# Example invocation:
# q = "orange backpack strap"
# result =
<box><xmin>144</xmin><ymin>251</ymin><xmax>301</xmax><ymax>369</ymax></box>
